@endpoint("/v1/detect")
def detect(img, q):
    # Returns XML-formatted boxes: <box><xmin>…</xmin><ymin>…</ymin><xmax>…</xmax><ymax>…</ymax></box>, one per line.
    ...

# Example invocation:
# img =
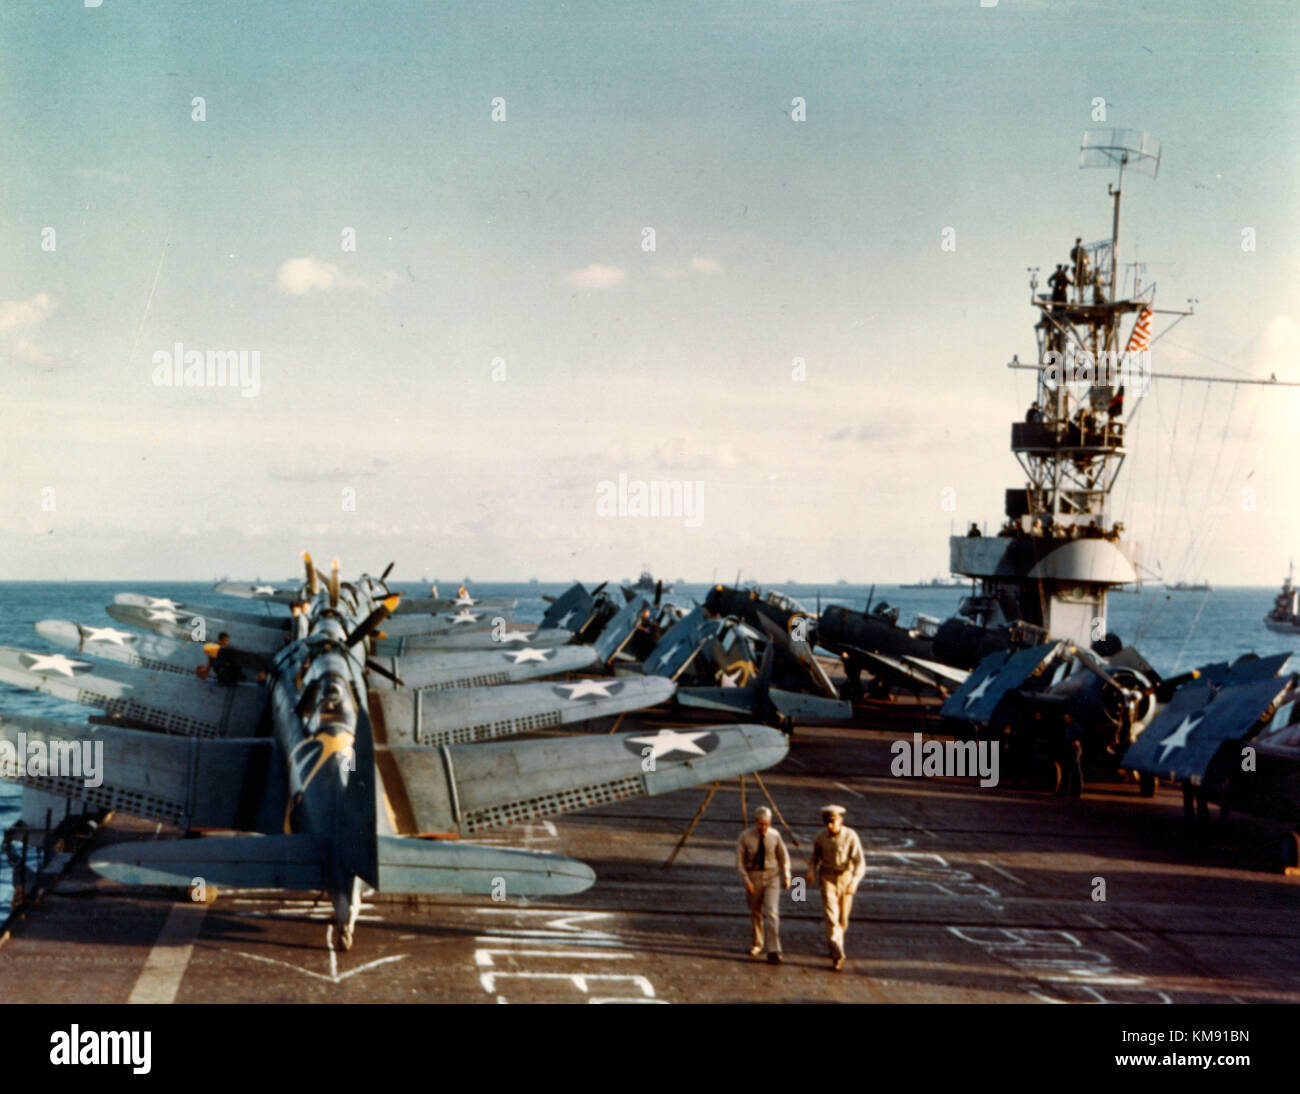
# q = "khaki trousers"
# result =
<box><xmin>745</xmin><ymin>871</ymin><xmax>782</xmax><ymax>953</ymax></box>
<box><xmin>819</xmin><ymin>870</ymin><xmax>856</xmax><ymax>960</ymax></box>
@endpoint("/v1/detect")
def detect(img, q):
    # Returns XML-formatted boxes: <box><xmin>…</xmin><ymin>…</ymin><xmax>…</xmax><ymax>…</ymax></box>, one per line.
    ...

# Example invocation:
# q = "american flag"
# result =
<box><xmin>1126</xmin><ymin>306</ymin><xmax>1153</xmax><ymax>353</ymax></box>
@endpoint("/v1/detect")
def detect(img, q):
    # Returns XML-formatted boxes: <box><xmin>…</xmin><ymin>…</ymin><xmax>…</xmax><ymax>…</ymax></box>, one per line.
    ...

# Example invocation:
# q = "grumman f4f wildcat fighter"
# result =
<box><xmin>0</xmin><ymin>556</ymin><xmax>787</xmax><ymax>948</ymax></box>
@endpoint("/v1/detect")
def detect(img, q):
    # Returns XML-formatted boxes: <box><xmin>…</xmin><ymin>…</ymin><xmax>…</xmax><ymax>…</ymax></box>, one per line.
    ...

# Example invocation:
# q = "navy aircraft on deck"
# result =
<box><xmin>0</xmin><ymin>556</ymin><xmax>787</xmax><ymax>948</ymax></box>
<box><xmin>1121</xmin><ymin>654</ymin><xmax>1300</xmax><ymax>861</ymax></box>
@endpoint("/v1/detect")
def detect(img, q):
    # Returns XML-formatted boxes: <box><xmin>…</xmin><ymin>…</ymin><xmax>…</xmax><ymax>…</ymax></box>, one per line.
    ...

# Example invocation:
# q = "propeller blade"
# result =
<box><xmin>329</xmin><ymin>558</ymin><xmax>340</xmax><ymax>610</ymax></box>
<box><xmin>304</xmin><ymin>552</ymin><xmax>320</xmax><ymax>596</ymax></box>
<box><xmin>655</xmin><ymin>579</ymin><xmax>663</xmax><ymax>608</ymax></box>
<box><xmin>365</xmin><ymin>658</ymin><xmax>405</xmax><ymax>687</ymax></box>
<box><xmin>380</xmin><ymin>561</ymin><xmax>395</xmax><ymax>582</ymax></box>
<box><xmin>346</xmin><ymin>594</ymin><xmax>401</xmax><ymax>647</ymax></box>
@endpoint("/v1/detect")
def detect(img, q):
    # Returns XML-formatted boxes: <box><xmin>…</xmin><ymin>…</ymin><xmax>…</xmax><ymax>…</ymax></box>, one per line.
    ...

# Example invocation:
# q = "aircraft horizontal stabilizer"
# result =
<box><xmin>768</xmin><ymin>689</ymin><xmax>853</xmax><ymax>721</ymax></box>
<box><xmin>376</xmin><ymin>836</ymin><xmax>594</xmax><ymax>896</ymax></box>
<box><xmin>89</xmin><ymin>834</ymin><xmax>328</xmax><ymax>890</ymax></box>
<box><xmin>903</xmin><ymin>655</ymin><xmax>970</xmax><ymax>688</ymax></box>
<box><xmin>675</xmin><ymin>685</ymin><xmax>760</xmax><ymax>717</ymax></box>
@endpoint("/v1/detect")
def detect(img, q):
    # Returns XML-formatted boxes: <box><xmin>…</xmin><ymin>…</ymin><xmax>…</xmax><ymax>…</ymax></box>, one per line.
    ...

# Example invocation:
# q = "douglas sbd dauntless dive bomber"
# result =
<box><xmin>0</xmin><ymin>556</ymin><xmax>787</xmax><ymax>948</ymax></box>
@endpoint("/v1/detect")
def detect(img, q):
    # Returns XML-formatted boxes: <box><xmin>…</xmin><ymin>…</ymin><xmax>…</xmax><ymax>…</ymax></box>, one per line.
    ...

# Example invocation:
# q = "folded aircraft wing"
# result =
<box><xmin>644</xmin><ymin>608</ymin><xmax>721</xmax><ymax>678</ymax></box>
<box><xmin>941</xmin><ymin>643</ymin><xmax>1062</xmax><ymax>725</ymax></box>
<box><xmin>592</xmin><ymin>595</ymin><xmax>651</xmax><ymax>665</ymax></box>
<box><xmin>1122</xmin><ymin>675</ymin><xmax>1295</xmax><ymax>782</ymax></box>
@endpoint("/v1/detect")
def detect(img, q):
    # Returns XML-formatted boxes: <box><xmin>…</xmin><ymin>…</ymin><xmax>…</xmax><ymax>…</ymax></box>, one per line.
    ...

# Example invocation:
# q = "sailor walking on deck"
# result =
<box><xmin>737</xmin><ymin>806</ymin><xmax>791</xmax><ymax>963</ymax></box>
<box><xmin>805</xmin><ymin>805</ymin><xmax>866</xmax><ymax>971</ymax></box>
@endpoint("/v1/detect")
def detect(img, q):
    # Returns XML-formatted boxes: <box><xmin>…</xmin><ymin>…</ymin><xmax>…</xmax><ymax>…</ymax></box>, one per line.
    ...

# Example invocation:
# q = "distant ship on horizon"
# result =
<box><xmin>900</xmin><ymin>575</ymin><xmax>969</xmax><ymax>590</ymax></box>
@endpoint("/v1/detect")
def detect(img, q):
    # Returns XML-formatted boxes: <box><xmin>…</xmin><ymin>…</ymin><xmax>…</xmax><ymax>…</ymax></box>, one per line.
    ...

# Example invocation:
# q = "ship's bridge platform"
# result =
<box><xmin>1011</xmin><ymin>420</ymin><xmax>1124</xmax><ymax>455</ymax></box>
<box><xmin>950</xmin><ymin>534</ymin><xmax>1140</xmax><ymax>586</ymax></box>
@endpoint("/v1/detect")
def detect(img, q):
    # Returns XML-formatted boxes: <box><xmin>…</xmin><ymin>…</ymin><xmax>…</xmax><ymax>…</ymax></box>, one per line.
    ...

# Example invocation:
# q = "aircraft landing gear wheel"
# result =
<box><xmin>1138</xmin><ymin>772</ymin><xmax>1156</xmax><ymax>798</ymax></box>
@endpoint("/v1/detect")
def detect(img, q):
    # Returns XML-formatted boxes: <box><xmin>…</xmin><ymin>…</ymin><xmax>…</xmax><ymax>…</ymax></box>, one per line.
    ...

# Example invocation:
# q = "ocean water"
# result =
<box><xmin>0</xmin><ymin>580</ymin><xmax>1292</xmax><ymax>904</ymax></box>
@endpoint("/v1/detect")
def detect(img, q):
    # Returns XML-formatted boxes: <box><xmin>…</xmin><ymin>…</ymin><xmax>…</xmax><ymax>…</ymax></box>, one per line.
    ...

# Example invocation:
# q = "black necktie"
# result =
<box><xmin>755</xmin><ymin>831</ymin><xmax>766</xmax><ymax>870</ymax></box>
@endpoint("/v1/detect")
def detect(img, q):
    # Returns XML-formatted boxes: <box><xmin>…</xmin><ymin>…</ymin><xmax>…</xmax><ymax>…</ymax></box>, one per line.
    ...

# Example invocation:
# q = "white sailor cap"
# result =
<box><xmin>820</xmin><ymin>804</ymin><xmax>847</xmax><ymax>819</ymax></box>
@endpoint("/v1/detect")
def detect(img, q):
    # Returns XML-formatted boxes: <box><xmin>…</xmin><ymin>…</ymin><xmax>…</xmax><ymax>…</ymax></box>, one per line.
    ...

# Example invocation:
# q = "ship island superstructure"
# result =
<box><xmin>949</xmin><ymin>130</ymin><xmax>1191</xmax><ymax>650</ymax></box>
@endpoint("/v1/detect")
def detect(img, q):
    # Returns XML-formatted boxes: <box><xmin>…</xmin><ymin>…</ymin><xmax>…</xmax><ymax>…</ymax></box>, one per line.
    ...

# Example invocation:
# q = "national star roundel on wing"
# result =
<box><xmin>622</xmin><ymin>728</ymin><xmax>720</xmax><ymax>763</ymax></box>
<box><xmin>22</xmin><ymin>652</ymin><xmax>94</xmax><ymax>678</ymax></box>
<box><xmin>552</xmin><ymin>679</ymin><xmax>624</xmax><ymax>701</ymax></box>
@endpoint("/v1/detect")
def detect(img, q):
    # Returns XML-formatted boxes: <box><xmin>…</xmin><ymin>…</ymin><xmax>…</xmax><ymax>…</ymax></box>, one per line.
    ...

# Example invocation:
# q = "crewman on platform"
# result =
<box><xmin>1070</xmin><ymin>237</ymin><xmax>1091</xmax><ymax>297</ymax></box>
<box><xmin>736</xmin><ymin>806</ymin><xmax>791</xmax><ymax>964</ymax></box>
<box><xmin>1048</xmin><ymin>264</ymin><xmax>1072</xmax><ymax>304</ymax></box>
<box><xmin>805</xmin><ymin>805</ymin><xmax>867</xmax><ymax>971</ymax></box>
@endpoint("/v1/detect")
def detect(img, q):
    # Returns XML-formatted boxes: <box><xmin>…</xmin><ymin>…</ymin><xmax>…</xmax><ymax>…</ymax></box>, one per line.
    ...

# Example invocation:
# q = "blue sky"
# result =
<box><xmin>2</xmin><ymin>0</ymin><xmax>1297</xmax><ymax>582</ymax></box>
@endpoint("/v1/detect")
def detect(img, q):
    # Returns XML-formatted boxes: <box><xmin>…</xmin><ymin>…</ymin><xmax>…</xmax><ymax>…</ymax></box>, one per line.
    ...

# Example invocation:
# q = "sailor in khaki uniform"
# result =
<box><xmin>804</xmin><ymin>804</ymin><xmax>866</xmax><ymax>971</ymax></box>
<box><xmin>736</xmin><ymin>806</ymin><xmax>791</xmax><ymax>963</ymax></box>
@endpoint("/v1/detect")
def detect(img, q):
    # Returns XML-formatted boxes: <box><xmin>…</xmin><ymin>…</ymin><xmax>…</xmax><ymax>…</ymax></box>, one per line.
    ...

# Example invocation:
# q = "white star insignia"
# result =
<box><xmin>557</xmin><ymin>610</ymin><xmax>577</xmax><ymax>628</ymax></box>
<box><xmin>964</xmin><ymin>674</ymin><xmax>994</xmax><ymax>709</ymax></box>
<box><xmin>719</xmin><ymin>668</ymin><xmax>743</xmax><ymax>688</ymax></box>
<box><xmin>252</xmin><ymin>585</ymin><xmax>277</xmax><ymax>596</ymax></box>
<box><xmin>24</xmin><ymin>653</ymin><xmax>90</xmax><ymax>677</ymax></box>
<box><xmin>146</xmin><ymin>608</ymin><xmax>181</xmax><ymax>623</ymax></box>
<box><xmin>627</xmin><ymin>728</ymin><xmax>713</xmax><ymax>760</ymax></box>
<box><xmin>146</xmin><ymin>597</ymin><xmax>180</xmax><ymax>610</ymax></box>
<box><xmin>451</xmin><ymin>610</ymin><xmax>480</xmax><ymax>624</ymax></box>
<box><xmin>507</xmin><ymin>648</ymin><xmax>550</xmax><ymax>664</ymax></box>
<box><xmin>556</xmin><ymin>680</ymin><xmax>616</xmax><ymax>700</ymax></box>
<box><xmin>495</xmin><ymin>631</ymin><xmax>533</xmax><ymax>644</ymax></box>
<box><xmin>1157</xmin><ymin>712</ymin><xmax>1204</xmax><ymax>762</ymax></box>
<box><xmin>455</xmin><ymin>595</ymin><xmax>476</xmax><ymax>606</ymax></box>
<box><xmin>80</xmin><ymin>625</ymin><xmax>134</xmax><ymax>646</ymax></box>
<box><xmin>652</xmin><ymin>640</ymin><xmax>684</xmax><ymax>669</ymax></box>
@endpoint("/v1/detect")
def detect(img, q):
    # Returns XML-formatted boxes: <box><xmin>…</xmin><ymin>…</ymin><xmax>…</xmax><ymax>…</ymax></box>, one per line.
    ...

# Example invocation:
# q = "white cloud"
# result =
<box><xmin>275</xmin><ymin>257</ymin><xmax>347</xmax><ymax>295</ymax></box>
<box><xmin>14</xmin><ymin>338</ymin><xmax>53</xmax><ymax>366</ymax></box>
<box><xmin>565</xmin><ymin>264</ymin><xmax>626</xmax><ymax>289</ymax></box>
<box><xmin>0</xmin><ymin>293</ymin><xmax>54</xmax><ymax>333</ymax></box>
<box><xmin>688</xmin><ymin>256</ymin><xmax>723</xmax><ymax>274</ymax></box>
